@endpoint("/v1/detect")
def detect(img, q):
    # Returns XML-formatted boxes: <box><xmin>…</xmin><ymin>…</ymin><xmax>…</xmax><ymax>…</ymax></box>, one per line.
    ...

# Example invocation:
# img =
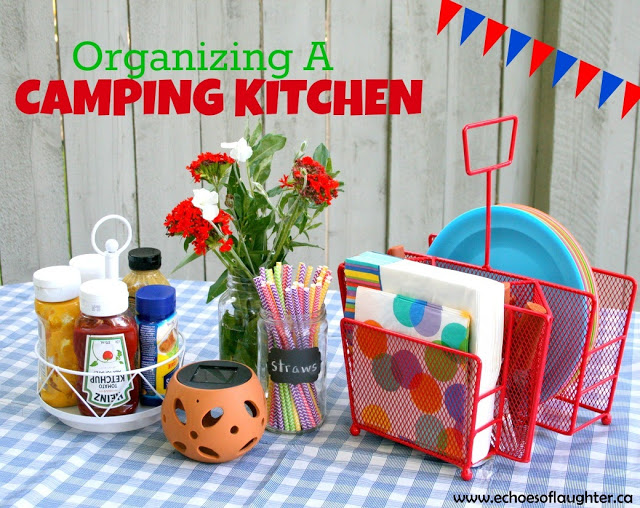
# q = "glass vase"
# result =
<box><xmin>257</xmin><ymin>306</ymin><xmax>327</xmax><ymax>433</ymax></box>
<box><xmin>218</xmin><ymin>274</ymin><xmax>262</xmax><ymax>373</ymax></box>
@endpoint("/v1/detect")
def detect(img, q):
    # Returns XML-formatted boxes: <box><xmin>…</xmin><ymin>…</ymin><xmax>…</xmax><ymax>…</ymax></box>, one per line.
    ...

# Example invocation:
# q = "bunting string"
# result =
<box><xmin>437</xmin><ymin>0</ymin><xmax>640</xmax><ymax>119</ymax></box>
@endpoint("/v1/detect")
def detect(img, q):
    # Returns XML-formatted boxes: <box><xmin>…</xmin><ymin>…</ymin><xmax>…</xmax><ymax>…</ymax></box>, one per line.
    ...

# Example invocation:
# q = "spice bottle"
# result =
<box><xmin>122</xmin><ymin>248</ymin><xmax>170</xmax><ymax>313</ymax></box>
<box><xmin>73</xmin><ymin>279</ymin><xmax>140</xmax><ymax>416</ymax></box>
<box><xmin>136</xmin><ymin>285</ymin><xmax>179</xmax><ymax>406</ymax></box>
<box><xmin>34</xmin><ymin>266</ymin><xmax>82</xmax><ymax>408</ymax></box>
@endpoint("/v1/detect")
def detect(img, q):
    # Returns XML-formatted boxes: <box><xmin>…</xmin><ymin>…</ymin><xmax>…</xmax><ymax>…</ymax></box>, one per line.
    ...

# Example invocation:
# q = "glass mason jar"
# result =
<box><xmin>257</xmin><ymin>305</ymin><xmax>327</xmax><ymax>433</ymax></box>
<box><xmin>218</xmin><ymin>274</ymin><xmax>262</xmax><ymax>373</ymax></box>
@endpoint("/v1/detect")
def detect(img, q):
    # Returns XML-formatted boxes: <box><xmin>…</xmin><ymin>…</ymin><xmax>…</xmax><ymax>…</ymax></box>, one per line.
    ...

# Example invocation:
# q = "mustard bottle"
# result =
<box><xmin>122</xmin><ymin>248</ymin><xmax>170</xmax><ymax>313</ymax></box>
<box><xmin>34</xmin><ymin>266</ymin><xmax>82</xmax><ymax>408</ymax></box>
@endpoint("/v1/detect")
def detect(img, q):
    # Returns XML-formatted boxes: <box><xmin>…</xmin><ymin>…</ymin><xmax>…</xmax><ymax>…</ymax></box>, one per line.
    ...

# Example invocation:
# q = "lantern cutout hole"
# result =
<box><xmin>199</xmin><ymin>446</ymin><xmax>220</xmax><ymax>459</ymax></box>
<box><xmin>245</xmin><ymin>401</ymin><xmax>259</xmax><ymax>418</ymax></box>
<box><xmin>241</xmin><ymin>438</ymin><xmax>258</xmax><ymax>452</ymax></box>
<box><xmin>175</xmin><ymin>399</ymin><xmax>187</xmax><ymax>425</ymax></box>
<box><xmin>203</xmin><ymin>407</ymin><xmax>224</xmax><ymax>427</ymax></box>
<box><xmin>174</xmin><ymin>441</ymin><xmax>186</xmax><ymax>452</ymax></box>
<box><xmin>231</xmin><ymin>426</ymin><xmax>239</xmax><ymax>434</ymax></box>
<box><xmin>190</xmin><ymin>431</ymin><xmax>198</xmax><ymax>440</ymax></box>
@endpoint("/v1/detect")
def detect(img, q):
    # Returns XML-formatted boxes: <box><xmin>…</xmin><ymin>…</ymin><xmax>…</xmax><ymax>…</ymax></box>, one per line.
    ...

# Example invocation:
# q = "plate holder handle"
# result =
<box><xmin>461</xmin><ymin>115</ymin><xmax>519</xmax><ymax>268</ymax></box>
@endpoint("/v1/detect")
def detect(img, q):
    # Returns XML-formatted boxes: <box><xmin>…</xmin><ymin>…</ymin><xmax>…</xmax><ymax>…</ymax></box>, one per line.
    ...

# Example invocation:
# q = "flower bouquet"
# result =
<box><xmin>164</xmin><ymin>124</ymin><xmax>341</xmax><ymax>371</ymax></box>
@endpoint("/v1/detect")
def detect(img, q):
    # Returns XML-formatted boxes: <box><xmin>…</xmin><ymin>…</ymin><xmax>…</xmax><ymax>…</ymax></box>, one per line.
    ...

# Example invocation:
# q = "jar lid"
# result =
<box><xmin>69</xmin><ymin>253</ymin><xmax>105</xmax><ymax>283</ymax></box>
<box><xmin>136</xmin><ymin>285</ymin><xmax>176</xmax><ymax>320</ymax></box>
<box><xmin>80</xmin><ymin>279</ymin><xmax>129</xmax><ymax>317</ymax></box>
<box><xmin>128</xmin><ymin>247</ymin><xmax>162</xmax><ymax>271</ymax></box>
<box><xmin>33</xmin><ymin>266</ymin><xmax>81</xmax><ymax>303</ymax></box>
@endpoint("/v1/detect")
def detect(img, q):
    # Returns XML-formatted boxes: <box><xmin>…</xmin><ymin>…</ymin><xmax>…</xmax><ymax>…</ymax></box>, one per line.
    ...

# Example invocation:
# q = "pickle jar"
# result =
<box><xmin>257</xmin><ymin>306</ymin><xmax>327</xmax><ymax>433</ymax></box>
<box><xmin>34</xmin><ymin>266</ymin><xmax>82</xmax><ymax>408</ymax></box>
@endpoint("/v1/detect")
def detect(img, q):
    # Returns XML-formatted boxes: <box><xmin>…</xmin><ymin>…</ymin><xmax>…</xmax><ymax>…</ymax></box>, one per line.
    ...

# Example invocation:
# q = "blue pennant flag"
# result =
<box><xmin>506</xmin><ymin>30</ymin><xmax>531</xmax><ymax>66</ymax></box>
<box><xmin>552</xmin><ymin>51</ymin><xmax>577</xmax><ymax>87</ymax></box>
<box><xmin>599</xmin><ymin>71</ymin><xmax>623</xmax><ymax>108</ymax></box>
<box><xmin>460</xmin><ymin>8</ymin><xmax>485</xmax><ymax>45</ymax></box>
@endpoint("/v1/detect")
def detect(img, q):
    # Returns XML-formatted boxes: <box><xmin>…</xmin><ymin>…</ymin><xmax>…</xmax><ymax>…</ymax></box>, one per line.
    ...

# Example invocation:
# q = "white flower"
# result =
<box><xmin>192</xmin><ymin>188</ymin><xmax>219</xmax><ymax>221</ymax></box>
<box><xmin>221</xmin><ymin>137</ymin><xmax>253</xmax><ymax>162</ymax></box>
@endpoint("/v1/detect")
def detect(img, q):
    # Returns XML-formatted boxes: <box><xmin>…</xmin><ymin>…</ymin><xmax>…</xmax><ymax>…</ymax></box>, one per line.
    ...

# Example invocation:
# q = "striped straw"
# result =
<box><xmin>284</xmin><ymin>287</ymin><xmax>301</xmax><ymax>346</ymax></box>
<box><xmin>304</xmin><ymin>266</ymin><xmax>313</xmax><ymax>288</ymax></box>
<box><xmin>300</xmin><ymin>382</ymin><xmax>321</xmax><ymax>426</ymax></box>
<box><xmin>283</xmin><ymin>263</ymin><xmax>292</xmax><ymax>292</ymax></box>
<box><xmin>311</xmin><ymin>266</ymin><xmax>323</xmax><ymax>285</ymax></box>
<box><xmin>274</xmin><ymin>263</ymin><xmax>284</xmax><ymax>306</ymax></box>
<box><xmin>268</xmin><ymin>283</ymin><xmax>293</xmax><ymax>346</ymax></box>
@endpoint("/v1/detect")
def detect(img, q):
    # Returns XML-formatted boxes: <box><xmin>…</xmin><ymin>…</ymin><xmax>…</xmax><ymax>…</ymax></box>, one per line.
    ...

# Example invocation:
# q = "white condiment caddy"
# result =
<box><xmin>35</xmin><ymin>213</ymin><xmax>188</xmax><ymax>433</ymax></box>
<box><xmin>35</xmin><ymin>331</ymin><xmax>186</xmax><ymax>433</ymax></box>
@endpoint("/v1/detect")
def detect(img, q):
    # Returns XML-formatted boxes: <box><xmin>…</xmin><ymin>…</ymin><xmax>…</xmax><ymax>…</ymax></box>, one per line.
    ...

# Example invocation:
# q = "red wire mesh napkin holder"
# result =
<box><xmin>338</xmin><ymin>116</ymin><xmax>637</xmax><ymax>480</ymax></box>
<box><xmin>339</xmin><ymin>266</ymin><xmax>552</xmax><ymax>480</ymax></box>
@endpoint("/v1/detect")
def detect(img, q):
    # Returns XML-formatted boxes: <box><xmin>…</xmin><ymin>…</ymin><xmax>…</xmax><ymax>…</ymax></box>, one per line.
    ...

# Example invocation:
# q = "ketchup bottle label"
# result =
<box><xmin>83</xmin><ymin>334</ymin><xmax>133</xmax><ymax>408</ymax></box>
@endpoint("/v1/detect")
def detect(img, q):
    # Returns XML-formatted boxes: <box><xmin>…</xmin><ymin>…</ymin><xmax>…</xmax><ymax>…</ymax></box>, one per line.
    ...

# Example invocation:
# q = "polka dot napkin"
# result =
<box><xmin>354</xmin><ymin>287</ymin><xmax>470</xmax><ymax>352</ymax></box>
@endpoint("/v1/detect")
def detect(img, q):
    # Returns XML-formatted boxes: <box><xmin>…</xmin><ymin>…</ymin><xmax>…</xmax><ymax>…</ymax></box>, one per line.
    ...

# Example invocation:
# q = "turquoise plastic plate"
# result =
<box><xmin>428</xmin><ymin>205</ymin><xmax>588</xmax><ymax>402</ymax></box>
<box><xmin>428</xmin><ymin>206</ymin><xmax>584</xmax><ymax>289</ymax></box>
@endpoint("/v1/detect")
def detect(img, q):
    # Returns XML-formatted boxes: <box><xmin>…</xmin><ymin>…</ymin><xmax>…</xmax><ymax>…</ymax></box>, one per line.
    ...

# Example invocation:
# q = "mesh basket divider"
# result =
<box><xmin>595</xmin><ymin>268</ymin><xmax>637</xmax><ymax>421</ymax></box>
<box><xmin>337</xmin><ymin>248</ymin><xmax>636</xmax><ymax>478</ymax></box>
<box><xmin>599</xmin><ymin>336</ymin><xmax>627</xmax><ymax>420</ymax></box>
<box><xmin>568</xmin><ymin>292</ymin><xmax>599</xmax><ymax>432</ymax></box>
<box><xmin>463</xmin><ymin>349</ymin><xmax>485</xmax><ymax>477</ymax></box>
<box><xmin>339</xmin><ymin>320</ymin><xmax>359</xmax><ymax>435</ymax></box>
<box><xmin>489</xmin><ymin>306</ymin><xmax>514</xmax><ymax>454</ymax></box>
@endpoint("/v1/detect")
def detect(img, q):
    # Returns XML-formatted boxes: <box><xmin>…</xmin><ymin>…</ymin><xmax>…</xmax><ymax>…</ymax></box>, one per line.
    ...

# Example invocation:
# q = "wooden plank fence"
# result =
<box><xmin>1</xmin><ymin>0</ymin><xmax>638</xmax><ymax>309</ymax></box>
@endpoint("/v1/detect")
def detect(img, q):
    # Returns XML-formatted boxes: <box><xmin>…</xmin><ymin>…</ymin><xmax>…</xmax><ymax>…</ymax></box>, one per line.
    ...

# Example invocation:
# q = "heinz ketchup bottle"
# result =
<box><xmin>73</xmin><ymin>279</ymin><xmax>140</xmax><ymax>416</ymax></box>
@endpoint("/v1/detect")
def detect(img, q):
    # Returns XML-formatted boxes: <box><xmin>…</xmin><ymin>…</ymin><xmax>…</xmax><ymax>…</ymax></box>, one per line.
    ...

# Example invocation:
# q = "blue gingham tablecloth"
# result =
<box><xmin>0</xmin><ymin>280</ymin><xmax>638</xmax><ymax>507</ymax></box>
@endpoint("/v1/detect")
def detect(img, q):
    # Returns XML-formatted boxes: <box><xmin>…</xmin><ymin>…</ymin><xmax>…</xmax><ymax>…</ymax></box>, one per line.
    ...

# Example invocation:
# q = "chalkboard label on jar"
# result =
<box><xmin>267</xmin><ymin>347</ymin><xmax>322</xmax><ymax>384</ymax></box>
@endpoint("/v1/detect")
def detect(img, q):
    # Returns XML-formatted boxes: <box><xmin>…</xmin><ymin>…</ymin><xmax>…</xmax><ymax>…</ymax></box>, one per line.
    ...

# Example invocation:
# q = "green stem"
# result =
<box><xmin>239</xmin><ymin>232</ymin><xmax>256</xmax><ymax>274</ymax></box>
<box><xmin>245</xmin><ymin>162</ymin><xmax>254</xmax><ymax>198</ymax></box>
<box><xmin>217</xmin><ymin>206</ymin><xmax>256</xmax><ymax>274</ymax></box>
<box><xmin>210</xmin><ymin>222</ymin><xmax>254</xmax><ymax>279</ymax></box>
<box><xmin>268</xmin><ymin>196</ymin><xmax>305</xmax><ymax>266</ymax></box>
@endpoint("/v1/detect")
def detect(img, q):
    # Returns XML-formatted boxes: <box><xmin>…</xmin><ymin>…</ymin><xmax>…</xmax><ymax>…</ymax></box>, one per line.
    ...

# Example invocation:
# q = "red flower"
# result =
<box><xmin>219</xmin><ymin>237</ymin><xmax>233</xmax><ymax>253</ymax></box>
<box><xmin>279</xmin><ymin>174</ymin><xmax>293</xmax><ymax>188</ymax></box>
<box><xmin>165</xmin><ymin>198</ymin><xmax>237</xmax><ymax>256</ymax></box>
<box><xmin>290</xmin><ymin>157</ymin><xmax>340</xmax><ymax>205</ymax></box>
<box><xmin>164</xmin><ymin>198</ymin><xmax>214</xmax><ymax>255</ymax></box>
<box><xmin>186</xmin><ymin>152</ymin><xmax>235</xmax><ymax>183</ymax></box>
<box><xmin>213</xmin><ymin>210</ymin><xmax>232</xmax><ymax>224</ymax></box>
<box><xmin>212</xmin><ymin>209</ymin><xmax>233</xmax><ymax>236</ymax></box>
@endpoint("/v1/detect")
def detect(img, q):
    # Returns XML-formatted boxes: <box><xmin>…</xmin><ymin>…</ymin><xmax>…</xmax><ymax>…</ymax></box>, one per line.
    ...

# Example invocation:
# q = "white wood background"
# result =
<box><xmin>1</xmin><ymin>0</ymin><xmax>639</xmax><ymax>301</ymax></box>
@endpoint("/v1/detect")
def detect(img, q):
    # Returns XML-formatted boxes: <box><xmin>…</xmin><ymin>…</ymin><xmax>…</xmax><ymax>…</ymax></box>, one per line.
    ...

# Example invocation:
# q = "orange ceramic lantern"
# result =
<box><xmin>161</xmin><ymin>360</ymin><xmax>266</xmax><ymax>463</ymax></box>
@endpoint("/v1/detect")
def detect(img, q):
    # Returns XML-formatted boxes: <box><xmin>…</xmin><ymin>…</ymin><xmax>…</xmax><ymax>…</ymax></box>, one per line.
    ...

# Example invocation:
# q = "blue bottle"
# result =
<box><xmin>136</xmin><ymin>285</ymin><xmax>178</xmax><ymax>406</ymax></box>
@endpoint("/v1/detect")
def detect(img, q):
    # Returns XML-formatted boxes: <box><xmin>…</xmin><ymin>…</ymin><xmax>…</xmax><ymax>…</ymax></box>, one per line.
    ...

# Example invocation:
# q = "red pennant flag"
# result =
<box><xmin>622</xmin><ymin>82</ymin><xmax>640</xmax><ymax>119</ymax></box>
<box><xmin>483</xmin><ymin>19</ymin><xmax>508</xmax><ymax>55</ymax></box>
<box><xmin>575</xmin><ymin>61</ymin><xmax>600</xmax><ymax>97</ymax></box>
<box><xmin>529</xmin><ymin>40</ymin><xmax>554</xmax><ymax>76</ymax></box>
<box><xmin>437</xmin><ymin>0</ymin><xmax>463</xmax><ymax>35</ymax></box>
